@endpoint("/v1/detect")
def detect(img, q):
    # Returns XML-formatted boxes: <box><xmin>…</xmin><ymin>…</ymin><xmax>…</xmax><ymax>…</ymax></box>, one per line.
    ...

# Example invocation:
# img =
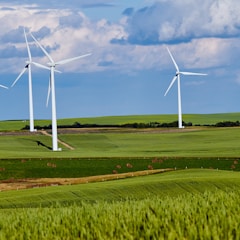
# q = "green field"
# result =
<box><xmin>1</xmin><ymin>114</ymin><xmax>240</xmax><ymax>239</ymax></box>
<box><xmin>0</xmin><ymin>127</ymin><xmax>240</xmax><ymax>158</ymax></box>
<box><xmin>0</xmin><ymin>170</ymin><xmax>240</xmax><ymax>239</ymax></box>
<box><xmin>1</xmin><ymin>112</ymin><xmax>240</xmax><ymax>131</ymax></box>
<box><xmin>1</xmin><ymin>190</ymin><xmax>240</xmax><ymax>239</ymax></box>
<box><xmin>0</xmin><ymin>169</ymin><xmax>240</xmax><ymax>207</ymax></box>
<box><xmin>56</xmin><ymin>112</ymin><xmax>240</xmax><ymax>126</ymax></box>
<box><xmin>0</xmin><ymin>157</ymin><xmax>239</xmax><ymax>180</ymax></box>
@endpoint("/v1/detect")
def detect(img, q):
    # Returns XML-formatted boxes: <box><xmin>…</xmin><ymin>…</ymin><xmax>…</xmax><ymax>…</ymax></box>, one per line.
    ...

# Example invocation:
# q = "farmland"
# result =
<box><xmin>0</xmin><ymin>113</ymin><xmax>240</xmax><ymax>239</ymax></box>
<box><xmin>0</xmin><ymin>170</ymin><xmax>240</xmax><ymax>239</ymax></box>
<box><xmin>1</xmin><ymin>190</ymin><xmax>240</xmax><ymax>239</ymax></box>
<box><xmin>0</xmin><ymin>126</ymin><xmax>240</xmax><ymax>158</ymax></box>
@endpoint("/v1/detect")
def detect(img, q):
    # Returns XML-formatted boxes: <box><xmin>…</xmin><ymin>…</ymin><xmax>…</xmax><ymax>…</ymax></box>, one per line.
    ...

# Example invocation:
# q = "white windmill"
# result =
<box><xmin>12</xmin><ymin>28</ymin><xmax>52</xmax><ymax>132</ymax></box>
<box><xmin>164</xmin><ymin>47</ymin><xmax>207</xmax><ymax>128</ymax></box>
<box><xmin>30</xmin><ymin>33</ymin><xmax>91</xmax><ymax>151</ymax></box>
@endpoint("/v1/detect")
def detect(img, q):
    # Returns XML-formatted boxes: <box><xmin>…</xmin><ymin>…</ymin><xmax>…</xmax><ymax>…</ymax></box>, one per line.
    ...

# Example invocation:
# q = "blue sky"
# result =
<box><xmin>0</xmin><ymin>0</ymin><xmax>240</xmax><ymax>120</ymax></box>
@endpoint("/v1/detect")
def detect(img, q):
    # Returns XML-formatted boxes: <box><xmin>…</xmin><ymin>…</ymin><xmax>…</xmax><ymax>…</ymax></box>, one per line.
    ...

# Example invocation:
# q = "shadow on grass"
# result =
<box><xmin>20</xmin><ymin>138</ymin><xmax>52</xmax><ymax>150</ymax></box>
<box><xmin>35</xmin><ymin>140</ymin><xmax>52</xmax><ymax>150</ymax></box>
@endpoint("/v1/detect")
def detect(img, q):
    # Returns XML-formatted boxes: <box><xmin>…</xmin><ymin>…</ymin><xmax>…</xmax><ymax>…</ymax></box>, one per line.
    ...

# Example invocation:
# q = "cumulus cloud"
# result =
<box><xmin>59</xmin><ymin>13</ymin><xmax>84</xmax><ymax>29</ymax></box>
<box><xmin>0</xmin><ymin>0</ymin><xmax>240</xmax><ymax>76</ymax></box>
<box><xmin>119</xmin><ymin>0</ymin><xmax>240</xmax><ymax>45</ymax></box>
<box><xmin>165</xmin><ymin>37</ymin><xmax>238</xmax><ymax>70</ymax></box>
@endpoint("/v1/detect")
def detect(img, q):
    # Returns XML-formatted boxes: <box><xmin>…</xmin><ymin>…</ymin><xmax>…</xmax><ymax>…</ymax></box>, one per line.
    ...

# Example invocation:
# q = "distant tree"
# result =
<box><xmin>22</xmin><ymin>125</ymin><xmax>30</xmax><ymax>130</ymax></box>
<box><xmin>73</xmin><ymin>122</ymin><xmax>81</xmax><ymax>128</ymax></box>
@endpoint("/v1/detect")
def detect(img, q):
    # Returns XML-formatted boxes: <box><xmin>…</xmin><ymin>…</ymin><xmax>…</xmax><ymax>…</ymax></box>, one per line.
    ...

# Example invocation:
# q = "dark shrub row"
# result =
<box><xmin>22</xmin><ymin>120</ymin><xmax>240</xmax><ymax>130</ymax></box>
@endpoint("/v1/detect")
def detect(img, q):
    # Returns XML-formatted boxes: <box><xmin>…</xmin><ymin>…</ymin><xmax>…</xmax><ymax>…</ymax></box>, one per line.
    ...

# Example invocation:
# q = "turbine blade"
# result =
<box><xmin>32</xmin><ymin>62</ymin><xmax>61</xmax><ymax>73</ymax></box>
<box><xmin>164</xmin><ymin>75</ymin><xmax>177</xmax><ymax>96</ymax></box>
<box><xmin>30</xmin><ymin>33</ymin><xmax>54</xmax><ymax>63</ymax></box>
<box><xmin>11</xmin><ymin>67</ymin><xmax>28</xmax><ymax>87</ymax></box>
<box><xmin>55</xmin><ymin>53</ymin><xmax>92</xmax><ymax>65</ymax></box>
<box><xmin>180</xmin><ymin>71</ymin><xmax>208</xmax><ymax>76</ymax></box>
<box><xmin>54</xmin><ymin>69</ymin><xmax>62</xmax><ymax>73</ymax></box>
<box><xmin>32</xmin><ymin>62</ymin><xmax>50</xmax><ymax>70</ymax></box>
<box><xmin>24</xmin><ymin>28</ymin><xmax>32</xmax><ymax>61</ymax></box>
<box><xmin>46</xmin><ymin>75</ymin><xmax>51</xmax><ymax>107</ymax></box>
<box><xmin>166</xmin><ymin>47</ymin><xmax>179</xmax><ymax>72</ymax></box>
<box><xmin>0</xmin><ymin>84</ymin><xmax>8</xmax><ymax>89</ymax></box>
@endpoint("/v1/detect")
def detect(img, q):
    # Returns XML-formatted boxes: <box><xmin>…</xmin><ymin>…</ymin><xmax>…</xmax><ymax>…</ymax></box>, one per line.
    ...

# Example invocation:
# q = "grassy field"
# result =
<box><xmin>0</xmin><ymin>113</ymin><xmax>239</xmax><ymax>158</ymax></box>
<box><xmin>0</xmin><ymin>169</ymin><xmax>240</xmax><ymax>208</ymax></box>
<box><xmin>37</xmin><ymin>112</ymin><xmax>240</xmax><ymax>125</ymax></box>
<box><xmin>0</xmin><ymin>126</ymin><xmax>240</xmax><ymax>158</ymax></box>
<box><xmin>1</xmin><ymin>112</ymin><xmax>240</xmax><ymax>131</ymax></box>
<box><xmin>0</xmin><ymin>114</ymin><xmax>240</xmax><ymax>238</ymax></box>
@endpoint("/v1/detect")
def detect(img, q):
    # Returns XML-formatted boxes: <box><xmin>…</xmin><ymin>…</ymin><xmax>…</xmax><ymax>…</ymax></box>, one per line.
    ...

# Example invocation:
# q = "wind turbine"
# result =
<box><xmin>30</xmin><ymin>32</ymin><xmax>92</xmax><ymax>151</ymax></box>
<box><xmin>11</xmin><ymin>28</ymin><xmax>52</xmax><ymax>132</ymax></box>
<box><xmin>164</xmin><ymin>47</ymin><xmax>207</xmax><ymax>128</ymax></box>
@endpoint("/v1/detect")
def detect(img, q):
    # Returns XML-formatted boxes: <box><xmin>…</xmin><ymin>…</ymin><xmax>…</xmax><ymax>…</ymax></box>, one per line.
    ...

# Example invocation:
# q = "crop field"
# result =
<box><xmin>1</xmin><ymin>190</ymin><xmax>240</xmax><ymax>239</ymax></box>
<box><xmin>0</xmin><ymin>157</ymin><xmax>239</xmax><ymax>181</ymax></box>
<box><xmin>2</xmin><ymin>190</ymin><xmax>240</xmax><ymax>239</ymax></box>
<box><xmin>0</xmin><ymin>113</ymin><xmax>240</xmax><ymax>239</ymax></box>
<box><xmin>0</xmin><ymin>170</ymin><xmax>240</xmax><ymax>239</ymax></box>
<box><xmin>1</xmin><ymin>169</ymin><xmax>240</xmax><ymax>207</ymax></box>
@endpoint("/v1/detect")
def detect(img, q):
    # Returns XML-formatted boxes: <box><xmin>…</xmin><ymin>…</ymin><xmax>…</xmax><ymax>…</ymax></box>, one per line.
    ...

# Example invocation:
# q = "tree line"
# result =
<box><xmin>22</xmin><ymin>120</ymin><xmax>240</xmax><ymax>130</ymax></box>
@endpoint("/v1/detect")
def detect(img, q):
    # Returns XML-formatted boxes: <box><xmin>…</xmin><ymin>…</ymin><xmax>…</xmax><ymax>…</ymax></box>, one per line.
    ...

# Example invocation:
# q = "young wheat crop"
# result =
<box><xmin>0</xmin><ymin>189</ymin><xmax>239</xmax><ymax>239</ymax></box>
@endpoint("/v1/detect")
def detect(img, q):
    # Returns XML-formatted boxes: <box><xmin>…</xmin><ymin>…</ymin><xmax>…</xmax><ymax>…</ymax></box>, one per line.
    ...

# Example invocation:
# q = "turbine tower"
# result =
<box><xmin>164</xmin><ymin>47</ymin><xmax>207</xmax><ymax>128</ymax></box>
<box><xmin>12</xmin><ymin>28</ymin><xmax>51</xmax><ymax>132</ymax></box>
<box><xmin>30</xmin><ymin>33</ymin><xmax>91</xmax><ymax>151</ymax></box>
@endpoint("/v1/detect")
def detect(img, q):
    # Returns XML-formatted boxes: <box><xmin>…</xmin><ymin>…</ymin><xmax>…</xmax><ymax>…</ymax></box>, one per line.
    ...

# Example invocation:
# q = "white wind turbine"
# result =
<box><xmin>12</xmin><ymin>28</ymin><xmax>52</xmax><ymax>132</ymax></box>
<box><xmin>164</xmin><ymin>47</ymin><xmax>207</xmax><ymax>128</ymax></box>
<box><xmin>30</xmin><ymin>33</ymin><xmax>92</xmax><ymax>151</ymax></box>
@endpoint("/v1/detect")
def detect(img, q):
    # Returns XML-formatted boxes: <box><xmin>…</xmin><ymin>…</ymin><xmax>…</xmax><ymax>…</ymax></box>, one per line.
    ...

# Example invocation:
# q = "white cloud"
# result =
<box><xmin>208</xmin><ymin>0</ymin><xmax>240</xmax><ymax>35</ymax></box>
<box><xmin>0</xmin><ymin>0</ymin><xmax>240</xmax><ymax>119</ymax></box>
<box><xmin>179</xmin><ymin>38</ymin><xmax>237</xmax><ymax>69</ymax></box>
<box><xmin>125</xmin><ymin>0</ymin><xmax>240</xmax><ymax>44</ymax></box>
<box><xmin>1</xmin><ymin>0</ymin><xmax>240</xmax><ymax>76</ymax></box>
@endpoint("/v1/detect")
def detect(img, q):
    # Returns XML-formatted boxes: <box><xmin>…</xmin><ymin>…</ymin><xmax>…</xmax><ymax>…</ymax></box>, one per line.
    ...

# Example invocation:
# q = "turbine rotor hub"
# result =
<box><xmin>47</xmin><ymin>62</ymin><xmax>56</xmax><ymax>67</ymax></box>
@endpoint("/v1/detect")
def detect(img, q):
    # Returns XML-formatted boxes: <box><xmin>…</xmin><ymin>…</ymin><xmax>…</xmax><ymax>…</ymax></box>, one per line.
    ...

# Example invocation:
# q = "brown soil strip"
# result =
<box><xmin>40</xmin><ymin>130</ymin><xmax>75</xmax><ymax>150</ymax></box>
<box><xmin>56</xmin><ymin>127</ymin><xmax>204</xmax><ymax>134</ymax></box>
<box><xmin>0</xmin><ymin>169</ymin><xmax>174</xmax><ymax>192</ymax></box>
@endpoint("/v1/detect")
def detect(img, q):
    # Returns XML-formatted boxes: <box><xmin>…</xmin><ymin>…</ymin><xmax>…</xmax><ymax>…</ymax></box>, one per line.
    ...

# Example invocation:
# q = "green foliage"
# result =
<box><xmin>215</xmin><ymin>120</ymin><xmax>240</xmax><ymax>127</ymax></box>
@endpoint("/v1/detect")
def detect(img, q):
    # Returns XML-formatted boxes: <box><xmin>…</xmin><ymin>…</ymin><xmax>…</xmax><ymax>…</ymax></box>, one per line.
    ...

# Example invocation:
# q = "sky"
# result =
<box><xmin>0</xmin><ymin>0</ymin><xmax>240</xmax><ymax>121</ymax></box>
